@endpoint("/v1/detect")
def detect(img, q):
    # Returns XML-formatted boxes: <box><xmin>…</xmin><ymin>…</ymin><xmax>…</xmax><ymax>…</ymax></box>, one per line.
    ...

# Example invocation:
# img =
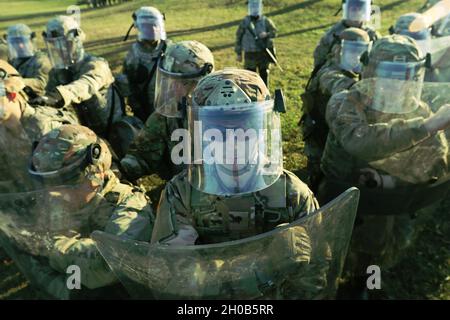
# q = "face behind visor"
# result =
<box><xmin>371</xmin><ymin>59</ymin><xmax>426</xmax><ymax>114</ymax></box>
<box><xmin>43</xmin><ymin>17</ymin><xmax>85</xmax><ymax>69</ymax></box>
<box><xmin>7</xmin><ymin>36</ymin><xmax>35</xmax><ymax>59</ymax></box>
<box><xmin>340</xmin><ymin>40</ymin><xmax>370</xmax><ymax>73</ymax></box>
<box><xmin>154</xmin><ymin>61</ymin><xmax>214</xmax><ymax>118</ymax></box>
<box><xmin>136</xmin><ymin>14</ymin><xmax>166</xmax><ymax>42</ymax></box>
<box><xmin>188</xmin><ymin>72</ymin><xmax>284</xmax><ymax>197</ymax></box>
<box><xmin>343</xmin><ymin>0</ymin><xmax>371</xmax><ymax>23</ymax></box>
<box><xmin>248</xmin><ymin>0</ymin><xmax>263</xmax><ymax>17</ymax></box>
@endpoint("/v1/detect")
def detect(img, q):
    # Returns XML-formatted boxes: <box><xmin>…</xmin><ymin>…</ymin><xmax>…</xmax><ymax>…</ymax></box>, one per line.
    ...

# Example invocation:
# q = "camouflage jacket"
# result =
<box><xmin>46</xmin><ymin>54</ymin><xmax>119</xmax><ymax>137</ymax></box>
<box><xmin>0</xmin><ymin>96</ymin><xmax>79</xmax><ymax>192</ymax></box>
<box><xmin>122</xmin><ymin>40</ymin><xmax>169</xmax><ymax>122</ymax></box>
<box><xmin>0</xmin><ymin>39</ymin><xmax>7</xmax><ymax>61</ymax></box>
<box><xmin>150</xmin><ymin>170</ymin><xmax>330</xmax><ymax>299</ymax></box>
<box><xmin>124</xmin><ymin>112</ymin><xmax>186</xmax><ymax>181</ymax></box>
<box><xmin>10</xmin><ymin>52</ymin><xmax>52</xmax><ymax>96</ymax></box>
<box><xmin>151</xmin><ymin>169</ymin><xmax>318</xmax><ymax>244</ymax></box>
<box><xmin>313</xmin><ymin>21</ymin><xmax>380</xmax><ymax>68</ymax></box>
<box><xmin>321</xmin><ymin>84</ymin><xmax>449</xmax><ymax>185</ymax></box>
<box><xmin>308</xmin><ymin>60</ymin><xmax>358</xmax><ymax>116</ymax></box>
<box><xmin>235</xmin><ymin>16</ymin><xmax>277</xmax><ymax>54</ymax></box>
<box><xmin>6</xmin><ymin>171</ymin><xmax>154</xmax><ymax>299</ymax></box>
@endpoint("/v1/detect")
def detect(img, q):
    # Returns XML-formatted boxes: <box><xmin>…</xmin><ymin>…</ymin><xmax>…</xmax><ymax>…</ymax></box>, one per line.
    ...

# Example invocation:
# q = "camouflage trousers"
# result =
<box><xmin>244</xmin><ymin>51</ymin><xmax>271</xmax><ymax>86</ymax></box>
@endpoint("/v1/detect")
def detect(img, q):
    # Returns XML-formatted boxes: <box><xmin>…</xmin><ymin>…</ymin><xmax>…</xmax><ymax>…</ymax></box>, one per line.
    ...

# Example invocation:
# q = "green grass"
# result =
<box><xmin>0</xmin><ymin>0</ymin><xmax>449</xmax><ymax>299</ymax></box>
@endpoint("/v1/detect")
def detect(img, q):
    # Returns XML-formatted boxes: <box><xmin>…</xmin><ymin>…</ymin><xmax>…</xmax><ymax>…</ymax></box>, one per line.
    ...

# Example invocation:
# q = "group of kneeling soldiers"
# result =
<box><xmin>0</xmin><ymin>0</ymin><xmax>449</xmax><ymax>299</ymax></box>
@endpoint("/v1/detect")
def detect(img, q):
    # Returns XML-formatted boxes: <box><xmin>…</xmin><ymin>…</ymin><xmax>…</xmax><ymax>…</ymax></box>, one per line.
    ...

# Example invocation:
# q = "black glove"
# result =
<box><xmin>29</xmin><ymin>90</ymin><xmax>64</xmax><ymax>108</ymax></box>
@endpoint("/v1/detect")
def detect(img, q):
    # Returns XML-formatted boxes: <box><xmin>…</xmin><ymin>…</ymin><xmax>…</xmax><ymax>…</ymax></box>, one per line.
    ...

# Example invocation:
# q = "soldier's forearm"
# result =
<box><xmin>23</xmin><ymin>77</ymin><xmax>47</xmax><ymax>95</ymax></box>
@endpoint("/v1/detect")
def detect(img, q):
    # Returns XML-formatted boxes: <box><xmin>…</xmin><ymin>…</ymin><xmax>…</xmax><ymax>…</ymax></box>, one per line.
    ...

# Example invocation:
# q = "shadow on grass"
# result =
<box><xmin>84</xmin><ymin>0</ymin><xmax>322</xmax><ymax>50</ymax></box>
<box><xmin>169</xmin><ymin>0</ymin><xmax>321</xmax><ymax>37</ymax></box>
<box><xmin>209</xmin><ymin>22</ymin><xmax>335</xmax><ymax>51</ymax></box>
<box><xmin>0</xmin><ymin>6</ymin><xmax>95</xmax><ymax>23</ymax></box>
<box><xmin>379</xmin><ymin>0</ymin><xmax>412</xmax><ymax>11</ymax></box>
<box><xmin>96</xmin><ymin>20</ymin><xmax>335</xmax><ymax>70</ymax></box>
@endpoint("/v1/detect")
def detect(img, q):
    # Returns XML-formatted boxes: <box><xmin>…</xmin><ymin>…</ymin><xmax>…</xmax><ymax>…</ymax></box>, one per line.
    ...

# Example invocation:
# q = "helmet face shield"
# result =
<box><xmin>44</xmin><ymin>35</ymin><xmax>84</xmax><ymax>69</ymax></box>
<box><xmin>340</xmin><ymin>40</ymin><xmax>370</xmax><ymax>73</ymax></box>
<box><xmin>371</xmin><ymin>61</ymin><xmax>425</xmax><ymax>114</ymax></box>
<box><xmin>343</xmin><ymin>0</ymin><xmax>371</xmax><ymax>23</ymax></box>
<box><xmin>248</xmin><ymin>0</ymin><xmax>263</xmax><ymax>16</ymax></box>
<box><xmin>398</xmin><ymin>28</ymin><xmax>431</xmax><ymax>41</ymax></box>
<box><xmin>7</xmin><ymin>36</ymin><xmax>34</xmax><ymax>59</ymax></box>
<box><xmin>154</xmin><ymin>64</ymin><xmax>212</xmax><ymax>118</ymax></box>
<box><xmin>136</xmin><ymin>15</ymin><xmax>166</xmax><ymax>41</ymax></box>
<box><xmin>188</xmin><ymin>100</ymin><xmax>283</xmax><ymax>196</ymax></box>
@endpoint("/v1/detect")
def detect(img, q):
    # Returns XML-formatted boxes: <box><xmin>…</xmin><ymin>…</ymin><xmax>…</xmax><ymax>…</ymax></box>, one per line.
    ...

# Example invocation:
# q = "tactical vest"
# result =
<box><xmin>241</xmin><ymin>16</ymin><xmax>271</xmax><ymax>53</ymax></box>
<box><xmin>124</xmin><ymin>41</ymin><xmax>168</xmax><ymax>121</ymax></box>
<box><xmin>187</xmin><ymin>174</ymin><xmax>297</xmax><ymax>244</ymax></box>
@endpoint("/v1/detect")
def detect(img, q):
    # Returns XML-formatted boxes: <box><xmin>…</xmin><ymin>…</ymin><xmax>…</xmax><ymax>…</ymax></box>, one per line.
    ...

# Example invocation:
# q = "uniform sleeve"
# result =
<box><xmin>318</xmin><ymin>66</ymin><xmax>356</xmax><ymax>96</ymax></box>
<box><xmin>55</xmin><ymin>58</ymin><xmax>114</xmax><ymax>108</ymax></box>
<box><xmin>48</xmin><ymin>190</ymin><xmax>154</xmax><ymax>290</ymax></box>
<box><xmin>103</xmin><ymin>190</ymin><xmax>154</xmax><ymax>241</ymax></box>
<box><xmin>22</xmin><ymin>53</ymin><xmax>52</xmax><ymax>95</ymax></box>
<box><xmin>266</xmin><ymin>18</ymin><xmax>278</xmax><ymax>39</ymax></box>
<box><xmin>285</xmin><ymin>171</ymin><xmax>320</xmax><ymax>218</ymax></box>
<box><xmin>327</xmin><ymin>90</ymin><xmax>432</xmax><ymax>162</ymax></box>
<box><xmin>123</xmin><ymin>113</ymin><xmax>171</xmax><ymax>180</ymax></box>
<box><xmin>151</xmin><ymin>173</ymin><xmax>197</xmax><ymax>244</ymax></box>
<box><xmin>313</xmin><ymin>32</ymin><xmax>333</xmax><ymax>68</ymax></box>
<box><xmin>235</xmin><ymin>19</ymin><xmax>246</xmax><ymax>55</ymax></box>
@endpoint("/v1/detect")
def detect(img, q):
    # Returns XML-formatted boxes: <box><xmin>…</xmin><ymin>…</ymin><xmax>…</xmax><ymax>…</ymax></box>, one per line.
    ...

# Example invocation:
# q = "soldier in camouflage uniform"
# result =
<box><xmin>0</xmin><ymin>124</ymin><xmax>154</xmax><ymax>299</ymax></box>
<box><xmin>0</xmin><ymin>38</ymin><xmax>9</xmax><ymax>61</ymax></box>
<box><xmin>150</xmin><ymin>69</ymin><xmax>330</xmax><ymax>299</ymax></box>
<box><xmin>235</xmin><ymin>0</ymin><xmax>277</xmax><ymax>85</ymax></box>
<box><xmin>301</xmin><ymin>28</ymin><xmax>371</xmax><ymax>192</ymax></box>
<box><xmin>313</xmin><ymin>0</ymin><xmax>380</xmax><ymax>69</ymax></box>
<box><xmin>5</xmin><ymin>24</ymin><xmax>52</xmax><ymax>96</ymax></box>
<box><xmin>0</xmin><ymin>60</ymin><xmax>78</xmax><ymax>192</ymax></box>
<box><xmin>390</xmin><ymin>12</ymin><xmax>450</xmax><ymax>82</ymax></box>
<box><xmin>120</xmin><ymin>40</ymin><xmax>215</xmax><ymax>181</ymax></box>
<box><xmin>122</xmin><ymin>6</ymin><xmax>169</xmax><ymax>122</ymax></box>
<box><xmin>318</xmin><ymin>35</ymin><xmax>450</xmax><ymax>296</ymax></box>
<box><xmin>30</xmin><ymin>16</ymin><xmax>122</xmax><ymax>139</ymax></box>
<box><xmin>419</xmin><ymin>0</ymin><xmax>450</xmax><ymax>36</ymax></box>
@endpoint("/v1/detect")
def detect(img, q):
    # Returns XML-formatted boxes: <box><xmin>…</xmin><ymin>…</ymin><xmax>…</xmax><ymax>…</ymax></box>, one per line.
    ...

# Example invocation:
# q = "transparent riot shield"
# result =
<box><xmin>0</xmin><ymin>187</ymin><xmax>111</xmax><ymax>257</ymax></box>
<box><xmin>92</xmin><ymin>188</ymin><xmax>359</xmax><ymax>300</ymax></box>
<box><xmin>421</xmin><ymin>81</ymin><xmax>450</xmax><ymax>112</ymax></box>
<box><xmin>0</xmin><ymin>125</ymin><xmax>35</xmax><ymax>193</ymax></box>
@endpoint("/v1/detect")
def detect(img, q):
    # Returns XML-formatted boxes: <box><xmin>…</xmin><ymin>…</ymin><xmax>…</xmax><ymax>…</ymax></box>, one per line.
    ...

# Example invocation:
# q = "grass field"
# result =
<box><xmin>0</xmin><ymin>0</ymin><xmax>449</xmax><ymax>299</ymax></box>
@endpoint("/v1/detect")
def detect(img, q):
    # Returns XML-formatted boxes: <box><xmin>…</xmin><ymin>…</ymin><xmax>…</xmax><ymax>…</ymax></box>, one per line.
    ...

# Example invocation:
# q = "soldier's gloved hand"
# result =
<box><xmin>236</xmin><ymin>54</ymin><xmax>243</xmax><ymax>62</ymax></box>
<box><xmin>29</xmin><ymin>90</ymin><xmax>64</xmax><ymax>108</ymax></box>
<box><xmin>120</xmin><ymin>154</ymin><xmax>144</xmax><ymax>182</ymax></box>
<box><xmin>259</xmin><ymin>32</ymin><xmax>268</xmax><ymax>39</ymax></box>
<box><xmin>424</xmin><ymin>104</ymin><xmax>450</xmax><ymax>134</ymax></box>
<box><xmin>270</xmin><ymin>224</ymin><xmax>312</xmax><ymax>264</ymax></box>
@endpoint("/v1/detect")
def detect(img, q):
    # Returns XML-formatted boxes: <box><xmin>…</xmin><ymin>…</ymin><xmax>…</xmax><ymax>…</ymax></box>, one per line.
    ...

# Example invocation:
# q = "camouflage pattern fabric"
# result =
<box><xmin>0</xmin><ymin>39</ymin><xmax>8</xmax><ymax>61</ymax></box>
<box><xmin>46</xmin><ymin>54</ymin><xmax>119</xmax><ymax>137</ymax></box>
<box><xmin>10</xmin><ymin>51</ymin><xmax>52</xmax><ymax>96</ymax></box>
<box><xmin>0</xmin><ymin>171</ymin><xmax>154</xmax><ymax>299</ymax></box>
<box><xmin>235</xmin><ymin>16</ymin><xmax>277</xmax><ymax>84</ymax></box>
<box><xmin>313</xmin><ymin>21</ymin><xmax>380</xmax><ymax>68</ymax></box>
<box><xmin>151</xmin><ymin>170</ymin><xmax>318</xmax><ymax>245</ymax></box>
<box><xmin>320</xmin><ymin>80</ymin><xmax>450</xmax><ymax>276</ymax></box>
<box><xmin>149</xmin><ymin>169</ymin><xmax>330</xmax><ymax>298</ymax></box>
<box><xmin>122</xmin><ymin>112</ymin><xmax>186</xmax><ymax>181</ymax></box>
<box><xmin>122</xmin><ymin>40</ymin><xmax>169</xmax><ymax>122</ymax></box>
